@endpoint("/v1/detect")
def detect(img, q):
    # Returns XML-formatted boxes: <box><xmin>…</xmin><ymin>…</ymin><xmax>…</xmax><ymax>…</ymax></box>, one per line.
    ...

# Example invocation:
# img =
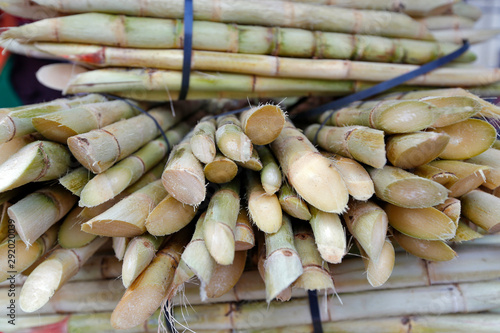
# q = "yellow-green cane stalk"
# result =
<box><xmin>0</xmin><ymin>140</ymin><xmax>71</xmax><ymax>192</ymax></box>
<box><xmin>57</xmin><ymin>206</ymin><xmax>97</xmax><ymax>249</ymax></box>
<box><xmin>0</xmin><ymin>133</ymin><xmax>38</xmax><ymax>165</ymax></box>
<box><xmin>190</xmin><ymin>116</ymin><xmax>217</xmax><ymax>164</ymax></box>
<box><xmin>112</xmin><ymin>237</ymin><xmax>129</xmax><ymax>261</ymax></box>
<box><xmin>82</xmin><ymin>179</ymin><xmax>167</xmax><ymax>237</ymax></box>
<box><xmin>461</xmin><ymin>190</ymin><xmax>500</xmax><ymax>234</ymax></box>
<box><xmin>386</xmin><ymin>132</ymin><xmax>450</xmax><ymax>169</ymax></box>
<box><xmin>305</xmin><ymin>124</ymin><xmax>386</xmax><ymax>169</ymax></box>
<box><xmin>58</xmin><ymin>167</ymin><xmax>93</xmax><ymax>197</ymax></box>
<box><xmin>19</xmin><ymin>236</ymin><xmax>108</xmax><ymax>313</ymax></box>
<box><xmin>369</xmin><ymin>165</ymin><xmax>449</xmax><ymax>208</ymax></box>
<box><xmin>235</xmin><ymin>147</ymin><xmax>263</xmax><ymax>171</ymax></box>
<box><xmin>278</xmin><ymin>183</ymin><xmax>311</xmax><ymax>220</ymax></box>
<box><xmin>68</xmin><ymin>106</ymin><xmax>180</xmax><ymax>174</ymax></box>
<box><xmin>0</xmin><ymin>0</ymin><xmax>59</xmax><ymax>20</ymax></box>
<box><xmin>8</xmin><ymin>185</ymin><xmax>76</xmax><ymax>246</ymax></box>
<box><xmin>270</xmin><ymin>121</ymin><xmax>348</xmax><ymax>213</ymax></box>
<box><xmin>240</xmin><ymin>104</ymin><xmax>285</xmax><ymax>145</ymax></box>
<box><xmin>413</xmin><ymin>163</ymin><xmax>458</xmax><ymax>187</ymax></box>
<box><xmin>255</xmin><ymin>145</ymin><xmax>281</xmax><ymax>195</ymax></box>
<box><xmin>417</xmin><ymin>15</ymin><xmax>475</xmax><ymax>30</ymax></box>
<box><xmin>434</xmin><ymin>197</ymin><xmax>460</xmax><ymax>227</ymax></box>
<box><xmin>451</xmin><ymin>219</ymin><xmax>484</xmax><ymax>243</ymax></box>
<box><xmin>392</xmin><ymin>230</ymin><xmax>457</xmax><ymax>261</ymax></box>
<box><xmin>448</xmin><ymin>1</ymin><xmax>482</xmax><ymax>20</ymax></box>
<box><xmin>420</xmin><ymin>96</ymin><xmax>481</xmax><ymax>127</ymax></box>
<box><xmin>433</xmin><ymin>28</ymin><xmax>500</xmax><ymax>45</ymax></box>
<box><xmin>246</xmin><ymin>171</ymin><xmax>282</xmax><ymax>234</ymax></box>
<box><xmin>385</xmin><ymin>204</ymin><xmax>457</xmax><ymax>241</ymax></box>
<box><xmin>467</xmin><ymin>148</ymin><xmax>500</xmax><ymax>190</ymax></box>
<box><xmin>360</xmin><ymin>238</ymin><xmax>395</xmax><ymax>287</ymax></box>
<box><xmin>202</xmin><ymin>250</ymin><xmax>247</xmax><ymax>300</ymax></box>
<box><xmin>122</xmin><ymin>233</ymin><xmax>166</xmax><ymax>288</ymax></box>
<box><xmin>204</xmin><ymin>152</ymin><xmax>239</xmax><ymax>184</ymax></box>
<box><xmin>0</xmin><ymin>224</ymin><xmax>58</xmax><ymax>282</ymax></box>
<box><xmin>215</xmin><ymin>114</ymin><xmax>253</xmax><ymax>163</ymax></box>
<box><xmin>235</xmin><ymin>210</ymin><xmax>255</xmax><ymax>251</ymax></box>
<box><xmin>145</xmin><ymin>193</ymin><xmax>198</xmax><ymax>236</ymax></box>
<box><xmin>344</xmin><ymin>200</ymin><xmax>388</xmax><ymax>262</ymax></box>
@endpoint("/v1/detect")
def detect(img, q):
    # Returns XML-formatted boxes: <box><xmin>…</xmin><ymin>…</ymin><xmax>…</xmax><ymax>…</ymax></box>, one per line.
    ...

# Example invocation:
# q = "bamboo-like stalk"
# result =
<box><xmin>0</xmin><ymin>94</ymin><xmax>106</xmax><ymax>143</ymax></box>
<box><xmin>451</xmin><ymin>219</ymin><xmax>483</xmax><ymax>242</ymax></box>
<box><xmin>32</xmin><ymin>100</ymin><xmax>140</xmax><ymax>143</ymax></box>
<box><xmin>110</xmin><ymin>228</ymin><xmax>190</xmax><ymax>329</ymax></box>
<box><xmin>305</xmin><ymin>124</ymin><xmax>386</xmax><ymax>169</ymax></box>
<box><xmin>8</xmin><ymin>185</ymin><xmax>76</xmax><ymax>246</ymax></box>
<box><xmin>215</xmin><ymin>114</ymin><xmax>253</xmax><ymax>163</ymax></box>
<box><xmin>122</xmin><ymin>233</ymin><xmax>166</xmax><ymax>288</ymax></box>
<box><xmin>145</xmin><ymin>193</ymin><xmax>198</xmax><ymax>236</ymax></box>
<box><xmin>385</xmin><ymin>132</ymin><xmax>450</xmax><ymax>169</ymax></box>
<box><xmin>293</xmin><ymin>224</ymin><xmax>334</xmax><ymax>291</ymax></box>
<box><xmin>264</xmin><ymin>215</ymin><xmax>303</xmax><ymax>302</ymax></box>
<box><xmin>343</xmin><ymin>200</ymin><xmax>388</xmax><ymax>261</ymax></box>
<box><xmin>72</xmin><ymin>255</ymin><xmax>122</xmax><ymax>281</ymax></box>
<box><xmin>25</xmin><ymin>1</ymin><xmax>435</xmax><ymax>39</ymax></box>
<box><xmin>417</xmin><ymin>15</ymin><xmax>475</xmax><ymax>30</ymax></box>
<box><xmin>385</xmin><ymin>204</ymin><xmax>456</xmax><ymax>241</ymax></box>
<box><xmin>434</xmin><ymin>198</ymin><xmax>460</xmax><ymax>227</ymax></box>
<box><xmin>255</xmin><ymin>145</ymin><xmax>281</xmax><ymax>195</ymax></box>
<box><xmin>240</xmin><ymin>104</ymin><xmax>285</xmax><ymax>145</ymax></box>
<box><xmin>278</xmin><ymin>183</ymin><xmax>311</xmax><ymax>220</ymax></box>
<box><xmin>57</xmin><ymin>206</ymin><xmax>97</xmax><ymax>248</ymax></box>
<box><xmin>461</xmin><ymin>190</ymin><xmax>500</xmax><ymax>233</ymax></box>
<box><xmin>203</xmin><ymin>179</ymin><xmax>240</xmax><ymax>265</ymax></box>
<box><xmin>271</xmin><ymin>121</ymin><xmax>349</xmax><ymax>213</ymax></box>
<box><xmin>448</xmin><ymin>1</ymin><xmax>482</xmax><ymax>20</ymax></box>
<box><xmin>466</xmin><ymin>148</ymin><xmax>500</xmax><ymax>190</ymax></box>
<box><xmin>0</xmin><ymin>0</ymin><xmax>59</xmax><ymax>20</ymax></box>
<box><xmin>433</xmin><ymin>29</ymin><xmax>500</xmax><ymax>44</ymax></box>
<box><xmin>235</xmin><ymin>210</ymin><xmax>255</xmax><ymax>251</ymax></box>
<box><xmin>321</xmin><ymin>152</ymin><xmax>374</xmax><ymax>201</ymax></box>
<box><xmin>82</xmin><ymin>179</ymin><xmax>167</xmax><ymax>237</ymax></box>
<box><xmin>360</xmin><ymin>239</ymin><xmax>395</xmax><ymax>287</ymax></box>
<box><xmin>19</xmin><ymin>237</ymin><xmax>107</xmax><ymax>312</ymax></box>
<box><xmin>67</xmin><ymin>107</ymin><xmax>180</xmax><ymax>174</ymax></box>
<box><xmin>429</xmin><ymin>119</ymin><xmax>496</xmax><ymax>160</ymax></box>
<box><xmin>235</xmin><ymin>147</ymin><xmax>263</xmax><ymax>171</ymax></box>
<box><xmin>112</xmin><ymin>237</ymin><xmax>129</xmax><ymax>261</ymax></box>
<box><xmin>202</xmin><ymin>250</ymin><xmax>247</xmax><ymax>299</ymax></box>
<box><xmin>0</xmin><ymin>140</ymin><xmax>71</xmax><ymax>192</ymax></box>
<box><xmin>393</xmin><ymin>230</ymin><xmax>456</xmax><ymax>261</ymax></box>
<box><xmin>0</xmin><ymin>224</ymin><xmax>57</xmax><ymax>282</ymax></box>
<box><xmin>191</xmin><ymin>117</ymin><xmax>217</xmax><ymax>164</ymax></box>
<box><xmin>161</xmin><ymin>131</ymin><xmax>206</xmax><ymax>206</ymax></box>
<box><xmin>413</xmin><ymin>164</ymin><xmax>458</xmax><ymax>186</ymax></box>
<box><xmin>0</xmin><ymin>133</ymin><xmax>38</xmax><ymax>165</ymax></box>
<box><xmin>59</xmin><ymin>167</ymin><xmax>93</xmax><ymax>197</ymax></box>
<box><xmin>246</xmin><ymin>171</ymin><xmax>282</xmax><ymax>234</ymax></box>
<box><xmin>369</xmin><ymin>165</ymin><xmax>449</xmax><ymax>208</ymax></box>
<box><xmin>204</xmin><ymin>152</ymin><xmax>239</xmax><ymax>184</ymax></box>
<box><xmin>428</xmin><ymin>160</ymin><xmax>490</xmax><ymax>198</ymax></box>
<box><xmin>421</xmin><ymin>96</ymin><xmax>481</xmax><ymax>127</ymax></box>
<box><xmin>79</xmin><ymin>123</ymin><xmax>188</xmax><ymax>207</ymax></box>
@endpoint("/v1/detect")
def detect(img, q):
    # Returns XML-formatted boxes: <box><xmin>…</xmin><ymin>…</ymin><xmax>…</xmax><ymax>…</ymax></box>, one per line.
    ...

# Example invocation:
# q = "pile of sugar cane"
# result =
<box><xmin>1</xmin><ymin>86</ymin><xmax>500</xmax><ymax>332</ymax></box>
<box><xmin>1</xmin><ymin>0</ymin><xmax>500</xmax><ymax>100</ymax></box>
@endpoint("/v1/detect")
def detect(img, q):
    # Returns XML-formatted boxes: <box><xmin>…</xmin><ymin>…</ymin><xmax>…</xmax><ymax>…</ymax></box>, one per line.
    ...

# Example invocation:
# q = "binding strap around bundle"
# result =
<box><xmin>178</xmin><ymin>0</ymin><xmax>194</xmax><ymax>100</ymax></box>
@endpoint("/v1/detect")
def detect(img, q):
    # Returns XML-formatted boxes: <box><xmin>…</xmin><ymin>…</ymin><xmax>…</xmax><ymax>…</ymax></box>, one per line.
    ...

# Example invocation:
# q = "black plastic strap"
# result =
<box><xmin>308</xmin><ymin>290</ymin><xmax>323</xmax><ymax>333</ymax></box>
<box><xmin>163</xmin><ymin>301</ymin><xmax>175</xmax><ymax>333</ymax></box>
<box><xmin>179</xmin><ymin>0</ymin><xmax>194</xmax><ymax>100</ymax></box>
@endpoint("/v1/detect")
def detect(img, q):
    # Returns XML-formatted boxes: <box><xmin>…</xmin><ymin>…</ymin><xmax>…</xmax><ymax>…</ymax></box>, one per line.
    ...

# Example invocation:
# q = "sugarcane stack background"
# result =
<box><xmin>1</xmin><ymin>0</ymin><xmax>500</xmax><ymax>332</ymax></box>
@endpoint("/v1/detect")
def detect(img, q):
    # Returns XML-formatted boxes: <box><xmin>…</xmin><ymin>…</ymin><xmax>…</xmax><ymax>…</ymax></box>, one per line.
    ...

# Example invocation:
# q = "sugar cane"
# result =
<box><xmin>433</xmin><ymin>29</ymin><xmax>500</xmax><ymax>44</ymax></box>
<box><xmin>0</xmin><ymin>225</ymin><xmax>57</xmax><ymax>282</ymax></box>
<box><xmin>19</xmin><ymin>236</ymin><xmax>108</xmax><ymax>312</ymax></box>
<box><xmin>0</xmin><ymin>94</ymin><xmax>106</xmax><ymax>143</ymax></box>
<box><xmin>235</xmin><ymin>147</ymin><xmax>263</xmax><ymax>171</ymax></box>
<box><xmin>0</xmin><ymin>141</ymin><xmax>71</xmax><ymax>192</ymax></box>
<box><xmin>322</xmin><ymin>152</ymin><xmax>375</xmax><ymax>201</ymax></box>
<box><xmin>59</xmin><ymin>167</ymin><xmax>93</xmax><ymax>197</ymax></box>
<box><xmin>26</xmin><ymin>0</ymin><xmax>434</xmax><ymax>39</ymax></box>
<box><xmin>293</xmin><ymin>224</ymin><xmax>334</xmax><ymax>291</ymax></box>
<box><xmin>145</xmin><ymin>193</ymin><xmax>198</xmax><ymax>236</ymax></box>
<box><xmin>122</xmin><ymin>233</ymin><xmax>166</xmax><ymax>288</ymax></box>
<box><xmin>202</xmin><ymin>250</ymin><xmax>247</xmax><ymax>299</ymax></box>
<box><xmin>161</xmin><ymin>131</ymin><xmax>206</xmax><ymax>206</ymax></box>
<box><xmin>240</xmin><ymin>104</ymin><xmax>285</xmax><ymax>145</ymax></box>
<box><xmin>385</xmin><ymin>204</ymin><xmax>456</xmax><ymax>241</ymax></box>
<box><xmin>360</xmin><ymin>239</ymin><xmax>395</xmax><ymax>287</ymax></box>
<box><xmin>191</xmin><ymin>116</ymin><xmax>217</xmax><ymax>164</ymax></box>
<box><xmin>0</xmin><ymin>203</ymin><xmax>10</xmax><ymax>243</ymax></box>
<box><xmin>434</xmin><ymin>197</ymin><xmax>460</xmax><ymax>227</ymax></box>
<box><xmin>68</xmin><ymin>106</ymin><xmax>180</xmax><ymax>174</ymax></box>
<box><xmin>461</xmin><ymin>190</ymin><xmax>500</xmax><ymax>233</ymax></box>
<box><xmin>82</xmin><ymin>179</ymin><xmax>167</xmax><ymax>237</ymax></box>
<box><xmin>246</xmin><ymin>171</ymin><xmax>282</xmax><ymax>234</ymax></box>
<box><xmin>421</xmin><ymin>96</ymin><xmax>481</xmax><ymax>127</ymax></box>
<box><xmin>369</xmin><ymin>165</ymin><xmax>449</xmax><ymax>208</ymax></box>
<box><xmin>447</xmin><ymin>1</ymin><xmax>482</xmax><ymax>20</ymax></box>
<box><xmin>32</xmin><ymin>100</ymin><xmax>140</xmax><ymax>143</ymax></box>
<box><xmin>112</xmin><ymin>237</ymin><xmax>129</xmax><ymax>261</ymax></box>
<box><xmin>392</xmin><ymin>230</ymin><xmax>456</xmax><ymax>261</ymax></box>
<box><xmin>271</xmin><ymin>121</ymin><xmax>349</xmax><ymax>213</ymax></box>
<box><xmin>79</xmin><ymin>123</ymin><xmax>188</xmax><ymax>207</ymax></box>
<box><xmin>110</xmin><ymin>228</ymin><xmax>190</xmax><ymax>329</ymax></box>
<box><xmin>413</xmin><ymin>163</ymin><xmax>458</xmax><ymax>186</ymax></box>
<box><xmin>264</xmin><ymin>215</ymin><xmax>303</xmax><ymax>302</ymax></box>
<box><xmin>235</xmin><ymin>210</ymin><xmax>255</xmax><ymax>251</ymax></box>
<box><xmin>344</xmin><ymin>200</ymin><xmax>388</xmax><ymax>261</ymax></box>
<box><xmin>466</xmin><ymin>148</ymin><xmax>500</xmax><ymax>190</ymax></box>
<box><xmin>8</xmin><ymin>185</ymin><xmax>76</xmax><ymax>246</ymax></box>
<box><xmin>429</xmin><ymin>119</ymin><xmax>496</xmax><ymax>160</ymax></box>
<box><xmin>204</xmin><ymin>153</ymin><xmax>239</xmax><ymax>183</ymax></box>
<box><xmin>57</xmin><ymin>206</ymin><xmax>97</xmax><ymax>248</ymax></box>
<box><xmin>0</xmin><ymin>0</ymin><xmax>59</xmax><ymax>20</ymax></box>
<box><xmin>203</xmin><ymin>179</ymin><xmax>240</xmax><ymax>265</ymax></box>
<box><xmin>215</xmin><ymin>114</ymin><xmax>253</xmax><ymax>163</ymax></box>
<box><xmin>428</xmin><ymin>160</ymin><xmax>490</xmax><ymax>198</ymax></box>
<box><xmin>0</xmin><ymin>133</ymin><xmax>38</xmax><ymax>165</ymax></box>
<box><xmin>385</xmin><ymin>131</ymin><xmax>450</xmax><ymax>169</ymax></box>
<box><xmin>451</xmin><ymin>219</ymin><xmax>483</xmax><ymax>243</ymax></box>
<box><xmin>256</xmin><ymin>145</ymin><xmax>281</xmax><ymax>195</ymax></box>
<box><xmin>278</xmin><ymin>183</ymin><xmax>311</xmax><ymax>220</ymax></box>
<box><xmin>417</xmin><ymin>15</ymin><xmax>475</xmax><ymax>30</ymax></box>
<box><xmin>305</xmin><ymin>124</ymin><xmax>386</xmax><ymax>169</ymax></box>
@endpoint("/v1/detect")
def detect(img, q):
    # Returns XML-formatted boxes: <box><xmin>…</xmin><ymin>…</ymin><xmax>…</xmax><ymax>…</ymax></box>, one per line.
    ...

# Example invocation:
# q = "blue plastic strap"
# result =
<box><xmin>308</xmin><ymin>290</ymin><xmax>323</xmax><ymax>333</ymax></box>
<box><xmin>179</xmin><ymin>0</ymin><xmax>194</xmax><ymax>100</ymax></box>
